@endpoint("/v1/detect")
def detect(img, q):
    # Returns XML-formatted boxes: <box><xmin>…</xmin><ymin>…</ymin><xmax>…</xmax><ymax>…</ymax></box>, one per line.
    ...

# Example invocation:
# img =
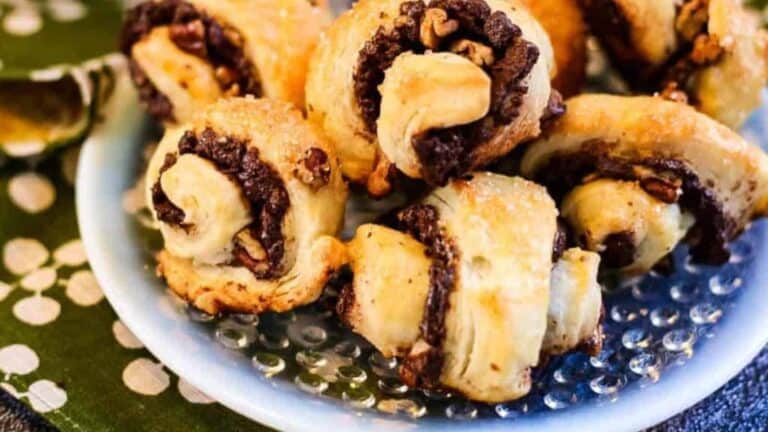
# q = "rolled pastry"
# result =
<box><xmin>146</xmin><ymin>97</ymin><xmax>348</xmax><ymax>314</ymax></box>
<box><xmin>306</xmin><ymin>0</ymin><xmax>560</xmax><ymax>196</ymax></box>
<box><xmin>339</xmin><ymin>173</ymin><xmax>603</xmax><ymax>402</ymax></box>
<box><xmin>522</xmin><ymin>94</ymin><xmax>768</xmax><ymax>273</ymax></box>
<box><xmin>519</xmin><ymin>0</ymin><xmax>587</xmax><ymax>97</ymax></box>
<box><xmin>580</xmin><ymin>0</ymin><xmax>768</xmax><ymax>128</ymax></box>
<box><xmin>121</xmin><ymin>0</ymin><xmax>330</xmax><ymax>123</ymax></box>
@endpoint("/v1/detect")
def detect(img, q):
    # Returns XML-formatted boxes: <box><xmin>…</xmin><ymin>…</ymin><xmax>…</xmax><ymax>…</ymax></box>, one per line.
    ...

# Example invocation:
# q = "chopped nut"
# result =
<box><xmin>450</xmin><ymin>39</ymin><xmax>495</xmax><ymax>67</ymax></box>
<box><xmin>659</xmin><ymin>82</ymin><xmax>689</xmax><ymax>104</ymax></box>
<box><xmin>639</xmin><ymin>177</ymin><xmax>682</xmax><ymax>204</ymax></box>
<box><xmin>224</xmin><ymin>83</ymin><xmax>241</xmax><ymax>97</ymax></box>
<box><xmin>234</xmin><ymin>230</ymin><xmax>270</xmax><ymax>274</ymax></box>
<box><xmin>690</xmin><ymin>34</ymin><xmax>724</xmax><ymax>65</ymax></box>
<box><xmin>420</xmin><ymin>8</ymin><xmax>459</xmax><ymax>49</ymax></box>
<box><xmin>215</xmin><ymin>66</ymin><xmax>237</xmax><ymax>87</ymax></box>
<box><xmin>675</xmin><ymin>0</ymin><xmax>709</xmax><ymax>42</ymax></box>
<box><xmin>294</xmin><ymin>147</ymin><xmax>331</xmax><ymax>189</ymax></box>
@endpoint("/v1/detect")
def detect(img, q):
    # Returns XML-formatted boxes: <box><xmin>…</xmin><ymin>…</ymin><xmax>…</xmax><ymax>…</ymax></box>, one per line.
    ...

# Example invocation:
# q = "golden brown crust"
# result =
<box><xmin>561</xmin><ymin>179</ymin><xmax>695</xmax><ymax>274</ymax></box>
<box><xmin>432</xmin><ymin>173</ymin><xmax>556</xmax><ymax>402</ymax></box>
<box><xmin>523</xmin><ymin>94</ymin><xmax>768</xmax><ymax>224</ymax></box>
<box><xmin>343</xmin><ymin>224</ymin><xmax>431</xmax><ymax>357</ymax></box>
<box><xmin>544</xmin><ymin>248</ymin><xmax>603</xmax><ymax>355</ymax></box>
<box><xmin>520</xmin><ymin>0</ymin><xmax>587</xmax><ymax>97</ymax></box>
<box><xmin>696</xmin><ymin>0</ymin><xmax>768</xmax><ymax>128</ymax></box>
<box><xmin>127</xmin><ymin>0</ymin><xmax>330</xmax><ymax>123</ymax></box>
<box><xmin>581</xmin><ymin>0</ymin><xmax>768</xmax><ymax>128</ymax></box>
<box><xmin>305</xmin><ymin>0</ymin><xmax>556</xmax><ymax>191</ymax></box>
<box><xmin>341</xmin><ymin>173</ymin><xmax>593</xmax><ymax>402</ymax></box>
<box><xmin>147</xmin><ymin>97</ymin><xmax>348</xmax><ymax>315</ymax></box>
<box><xmin>193</xmin><ymin>0</ymin><xmax>330</xmax><ymax>108</ymax></box>
<box><xmin>340</xmin><ymin>173</ymin><xmax>604</xmax><ymax>402</ymax></box>
<box><xmin>523</xmin><ymin>94</ymin><xmax>768</xmax><ymax>268</ymax></box>
<box><xmin>157</xmin><ymin>239</ymin><xmax>347</xmax><ymax>315</ymax></box>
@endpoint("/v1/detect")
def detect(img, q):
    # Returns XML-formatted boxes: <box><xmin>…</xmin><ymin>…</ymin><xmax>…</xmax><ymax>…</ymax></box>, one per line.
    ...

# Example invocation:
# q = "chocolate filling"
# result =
<box><xmin>659</xmin><ymin>0</ymin><xmax>722</xmax><ymax>104</ymax></box>
<box><xmin>552</xmin><ymin>218</ymin><xmax>570</xmax><ymax>262</ymax></box>
<box><xmin>582</xmin><ymin>0</ymin><xmax>722</xmax><ymax>103</ymax></box>
<box><xmin>601</xmin><ymin>231</ymin><xmax>637</xmax><ymax>268</ymax></box>
<box><xmin>535</xmin><ymin>140</ymin><xmax>735</xmax><ymax>265</ymax></box>
<box><xmin>578</xmin><ymin>0</ymin><xmax>655</xmax><ymax>86</ymax></box>
<box><xmin>121</xmin><ymin>0</ymin><xmax>262</xmax><ymax>120</ymax></box>
<box><xmin>128</xmin><ymin>60</ymin><xmax>175</xmax><ymax>122</ymax></box>
<box><xmin>151</xmin><ymin>153</ymin><xmax>188</xmax><ymax>228</ymax></box>
<box><xmin>353</xmin><ymin>0</ymin><xmax>544</xmax><ymax>186</ymax></box>
<box><xmin>396</xmin><ymin>204</ymin><xmax>458</xmax><ymax>389</ymax></box>
<box><xmin>152</xmin><ymin>128</ymin><xmax>290</xmax><ymax>279</ymax></box>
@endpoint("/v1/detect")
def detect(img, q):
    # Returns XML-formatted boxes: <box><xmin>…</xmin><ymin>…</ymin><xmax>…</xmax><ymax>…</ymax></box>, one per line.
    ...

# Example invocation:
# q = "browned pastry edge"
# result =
<box><xmin>121</xmin><ymin>0</ymin><xmax>262</xmax><ymax>121</ymax></box>
<box><xmin>152</xmin><ymin>127</ymin><xmax>292</xmax><ymax>279</ymax></box>
<box><xmin>533</xmin><ymin>139</ymin><xmax>735</xmax><ymax>265</ymax></box>
<box><xmin>353</xmin><ymin>0</ymin><xmax>553</xmax><ymax>186</ymax></box>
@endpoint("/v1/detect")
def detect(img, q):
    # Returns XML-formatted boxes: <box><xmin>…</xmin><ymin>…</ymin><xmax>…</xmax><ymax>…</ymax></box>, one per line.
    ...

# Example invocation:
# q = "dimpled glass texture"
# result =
<box><xmin>131</xmin><ymin>0</ymin><xmax>768</xmax><ymax>421</ymax></box>
<box><xmin>137</xmin><ymin>190</ymin><xmax>765</xmax><ymax>420</ymax></box>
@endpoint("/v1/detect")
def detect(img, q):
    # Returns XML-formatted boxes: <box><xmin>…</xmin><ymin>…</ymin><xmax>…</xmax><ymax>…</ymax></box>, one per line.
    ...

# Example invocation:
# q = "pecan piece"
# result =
<box><xmin>420</xmin><ymin>8</ymin><xmax>459</xmax><ymax>49</ymax></box>
<box><xmin>169</xmin><ymin>19</ymin><xmax>207</xmax><ymax>57</ymax></box>
<box><xmin>294</xmin><ymin>147</ymin><xmax>331</xmax><ymax>189</ymax></box>
<box><xmin>450</xmin><ymin>39</ymin><xmax>495</xmax><ymax>66</ymax></box>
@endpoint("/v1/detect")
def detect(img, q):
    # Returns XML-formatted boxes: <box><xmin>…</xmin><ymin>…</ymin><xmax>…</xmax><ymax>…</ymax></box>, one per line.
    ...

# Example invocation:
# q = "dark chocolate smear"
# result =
<box><xmin>152</xmin><ymin>153</ymin><xmax>188</xmax><ymax>227</ymax></box>
<box><xmin>396</xmin><ymin>204</ymin><xmax>458</xmax><ymax>389</ymax></box>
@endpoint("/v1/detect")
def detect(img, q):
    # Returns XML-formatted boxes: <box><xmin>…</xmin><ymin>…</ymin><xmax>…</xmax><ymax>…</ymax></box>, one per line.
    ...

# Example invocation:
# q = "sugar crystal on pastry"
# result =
<box><xmin>339</xmin><ymin>173</ymin><xmax>603</xmax><ymax>402</ymax></box>
<box><xmin>121</xmin><ymin>0</ymin><xmax>330</xmax><ymax>123</ymax></box>
<box><xmin>579</xmin><ymin>0</ymin><xmax>768</xmax><ymax>128</ymax></box>
<box><xmin>146</xmin><ymin>97</ymin><xmax>348</xmax><ymax>314</ymax></box>
<box><xmin>306</xmin><ymin>0</ymin><xmax>560</xmax><ymax>196</ymax></box>
<box><xmin>523</xmin><ymin>94</ymin><xmax>768</xmax><ymax>273</ymax></box>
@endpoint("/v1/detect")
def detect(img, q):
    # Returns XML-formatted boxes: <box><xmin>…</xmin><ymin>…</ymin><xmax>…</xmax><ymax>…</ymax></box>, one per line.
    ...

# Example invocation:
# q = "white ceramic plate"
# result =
<box><xmin>77</xmin><ymin>69</ymin><xmax>768</xmax><ymax>431</ymax></box>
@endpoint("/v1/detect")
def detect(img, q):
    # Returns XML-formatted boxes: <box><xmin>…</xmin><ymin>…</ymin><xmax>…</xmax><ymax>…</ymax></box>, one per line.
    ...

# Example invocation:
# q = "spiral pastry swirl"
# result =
<box><xmin>522</xmin><ymin>94</ymin><xmax>768</xmax><ymax>274</ymax></box>
<box><xmin>146</xmin><ymin>97</ymin><xmax>348</xmax><ymax>314</ymax></box>
<box><xmin>306</xmin><ymin>0</ymin><xmax>560</xmax><ymax>196</ymax></box>
<box><xmin>121</xmin><ymin>0</ymin><xmax>330</xmax><ymax>123</ymax></box>
<box><xmin>338</xmin><ymin>173</ymin><xmax>603</xmax><ymax>402</ymax></box>
<box><xmin>580</xmin><ymin>0</ymin><xmax>768</xmax><ymax>128</ymax></box>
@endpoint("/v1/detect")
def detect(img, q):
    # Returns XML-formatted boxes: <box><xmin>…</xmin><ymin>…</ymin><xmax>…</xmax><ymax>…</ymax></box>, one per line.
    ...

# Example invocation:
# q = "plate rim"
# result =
<box><xmin>76</xmin><ymin>79</ymin><xmax>768</xmax><ymax>432</ymax></box>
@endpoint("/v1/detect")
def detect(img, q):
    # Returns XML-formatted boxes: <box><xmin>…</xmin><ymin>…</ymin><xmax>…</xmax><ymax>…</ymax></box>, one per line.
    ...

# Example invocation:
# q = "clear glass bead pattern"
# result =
<box><xmin>139</xmin><ymin>194</ymin><xmax>764</xmax><ymax>420</ymax></box>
